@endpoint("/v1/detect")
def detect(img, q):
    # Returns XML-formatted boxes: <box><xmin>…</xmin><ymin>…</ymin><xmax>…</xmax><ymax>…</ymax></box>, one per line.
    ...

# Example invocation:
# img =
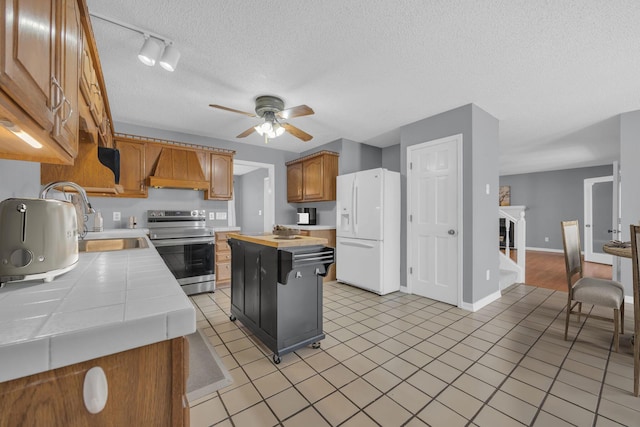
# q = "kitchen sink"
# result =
<box><xmin>78</xmin><ymin>237</ymin><xmax>149</xmax><ymax>252</ymax></box>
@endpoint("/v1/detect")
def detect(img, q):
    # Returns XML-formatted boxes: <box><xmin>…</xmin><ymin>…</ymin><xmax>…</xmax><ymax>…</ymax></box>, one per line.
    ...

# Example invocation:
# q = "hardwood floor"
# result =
<box><xmin>509</xmin><ymin>249</ymin><xmax>612</xmax><ymax>291</ymax></box>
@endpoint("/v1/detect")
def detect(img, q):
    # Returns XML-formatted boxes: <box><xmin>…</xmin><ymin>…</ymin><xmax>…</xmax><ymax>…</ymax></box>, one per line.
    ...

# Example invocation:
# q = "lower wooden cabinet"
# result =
<box><xmin>0</xmin><ymin>337</ymin><xmax>189</xmax><ymax>427</ymax></box>
<box><xmin>299</xmin><ymin>229</ymin><xmax>336</xmax><ymax>282</ymax></box>
<box><xmin>215</xmin><ymin>232</ymin><xmax>232</xmax><ymax>286</ymax></box>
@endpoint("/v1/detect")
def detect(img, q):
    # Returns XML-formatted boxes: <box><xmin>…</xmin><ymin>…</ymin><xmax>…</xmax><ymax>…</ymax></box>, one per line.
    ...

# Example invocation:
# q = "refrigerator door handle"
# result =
<box><xmin>339</xmin><ymin>240</ymin><xmax>375</xmax><ymax>249</ymax></box>
<box><xmin>354</xmin><ymin>180</ymin><xmax>358</xmax><ymax>233</ymax></box>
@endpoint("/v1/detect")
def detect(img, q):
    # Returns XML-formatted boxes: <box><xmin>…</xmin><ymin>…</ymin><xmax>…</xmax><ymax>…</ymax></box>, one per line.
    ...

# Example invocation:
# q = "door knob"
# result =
<box><xmin>608</xmin><ymin>229</ymin><xmax>619</xmax><ymax>234</ymax></box>
<box><xmin>448</xmin><ymin>229</ymin><xmax>456</xmax><ymax>235</ymax></box>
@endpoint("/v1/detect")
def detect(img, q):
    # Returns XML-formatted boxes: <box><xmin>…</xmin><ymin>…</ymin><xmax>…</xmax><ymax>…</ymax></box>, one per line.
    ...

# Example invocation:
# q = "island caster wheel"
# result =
<box><xmin>312</xmin><ymin>342</ymin><xmax>321</xmax><ymax>349</ymax></box>
<box><xmin>229</xmin><ymin>315</ymin><xmax>236</xmax><ymax>321</ymax></box>
<box><xmin>272</xmin><ymin>354</ymin><xmax>281</xmax><ymax>364</ymax></box>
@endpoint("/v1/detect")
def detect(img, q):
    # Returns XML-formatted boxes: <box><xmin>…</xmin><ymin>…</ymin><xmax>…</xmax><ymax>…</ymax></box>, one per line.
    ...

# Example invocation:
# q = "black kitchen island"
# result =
<box><xmin>227</xmin><ymin>233</ymin><xmax>334</xmax><ymax>363</ymax></box>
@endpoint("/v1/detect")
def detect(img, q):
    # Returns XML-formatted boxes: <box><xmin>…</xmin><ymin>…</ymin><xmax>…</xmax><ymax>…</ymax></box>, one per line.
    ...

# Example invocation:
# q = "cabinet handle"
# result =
<box><xmin>51</xmin><ymin>77</ymin><xmax>64</xmax><ymax>113</ymax></box>
<box><xmin>61</xmin><ymin>98</ymin><xmax>73</xmax><ymax>126</ymax></box>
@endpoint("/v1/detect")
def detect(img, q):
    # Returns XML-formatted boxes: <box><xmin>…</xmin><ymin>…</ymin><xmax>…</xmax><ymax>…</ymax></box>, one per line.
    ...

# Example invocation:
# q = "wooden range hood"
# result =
<box><xmin>147</xmin><ymin>147</ymin><xmax>209</xmax><ymax>190</ymax></box>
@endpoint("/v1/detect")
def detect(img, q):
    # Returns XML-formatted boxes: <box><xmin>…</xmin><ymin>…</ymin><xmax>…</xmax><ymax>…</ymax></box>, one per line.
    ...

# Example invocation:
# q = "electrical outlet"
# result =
<box><xmin>209</xmin><ymin>212</ymin><xmax>215</xmax><ymax>220</ymax></box>
<box><xmin>215</xmin><ymin>212</ymin><xmax>227</xmax><ymax>220</ymax></box>
<box><xmin>544</xmin><ymin>237</ymin><xmax>549</xmax><ymax>242</ymax></box>
<box><xmin>113</xmin><ymin>212</ymin><xmax>121</xmax><ymax>221</ymax></box>
<box><xmin>258</xmin><ymin>210</ymin><xmax>262</xmax><ymax>216</ymax></box>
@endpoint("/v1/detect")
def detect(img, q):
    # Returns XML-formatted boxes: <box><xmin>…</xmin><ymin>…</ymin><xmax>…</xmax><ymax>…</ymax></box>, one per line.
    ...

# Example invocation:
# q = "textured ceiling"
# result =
<box><xmin>86</xmin><ymin>0</ymin><xmax>640</xmax><ymax>175</ymax></box>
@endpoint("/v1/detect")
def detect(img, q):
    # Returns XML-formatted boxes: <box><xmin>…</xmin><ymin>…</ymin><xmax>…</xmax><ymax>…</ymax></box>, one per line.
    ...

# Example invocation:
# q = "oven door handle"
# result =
<box><xmin>151</xmin><ymin>237</ymin><xmax>215</xmax><ymax>247</ymax></box>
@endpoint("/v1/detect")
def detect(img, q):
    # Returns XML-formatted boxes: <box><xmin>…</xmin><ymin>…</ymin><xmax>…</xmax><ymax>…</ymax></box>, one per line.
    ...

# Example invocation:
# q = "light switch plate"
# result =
<box><xmin>216</xmin><ymin>212</ymin><xmax>227</xmax><ymax>220</ymax></box>
<box><xmin>209</xmin><ymin>212</ymin><xmax>215</xmax><ymax>220</ymax></box>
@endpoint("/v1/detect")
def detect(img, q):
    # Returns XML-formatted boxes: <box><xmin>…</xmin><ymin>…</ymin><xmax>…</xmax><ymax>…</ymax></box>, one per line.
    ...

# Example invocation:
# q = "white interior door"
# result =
<box><xmin>407</xmin><ymin>134</ymin><xmax>462</xmax><ymax>306</ymax></box>
<box><xmin>583</xmin><ymin>176</ymin><xmax>613</xmax><ymax>265</ymax></box>
<box><xmin>612</xmin><ymin>161</ymin><xmax>621</xmax><ymax>281</ymax></box>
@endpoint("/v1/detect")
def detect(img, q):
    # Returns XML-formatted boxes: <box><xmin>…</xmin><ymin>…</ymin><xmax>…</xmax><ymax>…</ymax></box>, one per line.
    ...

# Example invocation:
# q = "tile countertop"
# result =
<box><xmin>278</xmin><ymin>225</ymin><xmax>336</xmax><ymax>231</ymax></box>
<box><xmin>0</xmin><ymin>229</ymin><xmax>196</xmax><ymax>383</ymax></box>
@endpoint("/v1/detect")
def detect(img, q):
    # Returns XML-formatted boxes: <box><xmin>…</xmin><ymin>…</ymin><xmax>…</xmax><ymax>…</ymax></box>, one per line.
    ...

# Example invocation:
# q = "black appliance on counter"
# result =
<box><xmin>147</xmin><ymin>210</ymin><xmax>215</xmax><ymax>295</ymax></box>
<box><xmin>228</xmin><ymin>238</ymin><xmax>334</xmax><ymax>364</ymax></box>
<box><xmin>296</xmin><ymin>207</ymin><xmax>317</xmax><ymax>225</ymax></box>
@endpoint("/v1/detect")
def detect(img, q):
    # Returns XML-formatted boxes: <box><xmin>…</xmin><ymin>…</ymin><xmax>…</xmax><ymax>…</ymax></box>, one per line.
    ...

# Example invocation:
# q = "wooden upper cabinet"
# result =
<box><xmin>53</xmin><ymin>0</ymin><xmax>82</xmax><ymax>157</ymax></box>
<box><xmin>302</xmin><ymin>156</ymin><xmax>324</xmax><ymax>200</ymax></box>
<box><xmin>286</xmin><ymin>151</ymin><xmax>339</xmax><ymax>203</ymax></box>
<box><xmin>0</xmin><ymin>0</ymin><xmax>56</xmax><ymax>134</ymax></box>
<box><xmin>206</xmin><ymin>153</ymin><xmax>233</xmax><ymax>200</ymax></box>
<box><xmin>287</xmin><ymin>162</ymin><xmax>303</xmax><ymax>202</ymax></box>
<box><xmin>115</xmin><ymin>138</ymin><xmax>146</xmax><ymax>197</ymax></box>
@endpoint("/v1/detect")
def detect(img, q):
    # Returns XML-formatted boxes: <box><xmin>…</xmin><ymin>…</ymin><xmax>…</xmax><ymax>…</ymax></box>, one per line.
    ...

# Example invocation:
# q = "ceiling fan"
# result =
<box><xmin>209</xmin><ymin>95</ymin><xmax>314</xmax><ymax>143</ymax></box>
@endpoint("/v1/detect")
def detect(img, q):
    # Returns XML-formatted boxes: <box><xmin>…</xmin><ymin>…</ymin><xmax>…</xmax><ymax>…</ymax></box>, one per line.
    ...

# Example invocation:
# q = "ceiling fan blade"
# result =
<box><xmin>209</xmin><ymin>104</ymin><xmax>256</xmax><ymax>117</ymax></box>
<box><xmin>236</xmin><ymin>126</ymin><xmax>256</xmax><ymax>138</ymax></box>
<box><xmin>277</xmin><ymin>105</ymin><xmax>314</xmax><ymax>120</ymax></box>
<box><xmin>283</xmin><ymin>123</ymin><xmax>313</xmax><ymax>142</ymax></box>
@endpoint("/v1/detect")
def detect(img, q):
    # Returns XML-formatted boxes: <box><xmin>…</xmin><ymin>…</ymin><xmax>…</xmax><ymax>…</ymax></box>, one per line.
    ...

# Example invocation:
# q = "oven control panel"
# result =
<box><xmin>147</xmin><ymin>210</ymin><xmax>206</xmax><ymax>221</ymax></box>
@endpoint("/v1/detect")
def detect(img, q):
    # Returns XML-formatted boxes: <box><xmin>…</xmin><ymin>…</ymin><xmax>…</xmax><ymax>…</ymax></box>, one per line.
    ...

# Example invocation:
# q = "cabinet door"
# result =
<box><xmin>302</xmin><ymin>156</ymin><xmax>324</xmax><ymax>200</ymax></box>
<box><xmin>287</xmin><ymin>163</ymin><xmax>303</xmax><ymax>202</ymax></box>
<box><xmin>0</xmin><ymin>0</ymin><xmax>56</xmax><ymax>133</ymax></box>
<box><xmin>52</xmin><ymin>0</ymin><xmax>81</xmax><ymax>157</ymax></box>
<box><xmin>0</xmin><ymin>338</ymin><xmax>187</xmax><ymax>426</ymax></box>
<box><xmin>208</xmin><ymin>153</ymin><xmax>233</xmax><ymax>200</ymax></box>
<box><xmin>115</xmin><ymin>139</ymin><xmax>147</xmax><ymax>196</ymax></box>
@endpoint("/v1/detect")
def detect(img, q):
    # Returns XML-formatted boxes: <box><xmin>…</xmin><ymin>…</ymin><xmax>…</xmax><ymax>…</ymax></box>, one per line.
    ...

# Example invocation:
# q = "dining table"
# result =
<box><xmin>603</xmin><ymin>242</ymin><xmax>632</xmax><ymax>258</ymax></box>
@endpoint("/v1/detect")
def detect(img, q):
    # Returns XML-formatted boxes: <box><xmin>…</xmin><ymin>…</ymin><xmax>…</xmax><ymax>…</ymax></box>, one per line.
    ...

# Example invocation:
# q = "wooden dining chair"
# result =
<box><xmin>629</xmin><ymin>224</ymin><xmax>640</xmax><ymax>396</ymax></box>
<box><xmin>561</xmin><ymin>220</ymin><xmax>625</xmax><ymax>351</ymax></box>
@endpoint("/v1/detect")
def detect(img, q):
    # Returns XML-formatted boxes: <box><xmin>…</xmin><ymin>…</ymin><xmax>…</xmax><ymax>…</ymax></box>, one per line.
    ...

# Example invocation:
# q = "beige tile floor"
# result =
<box><xmin>188</xmin><ymin>283</ymin><xmax>639</xmax><ymax>427</ymax></box>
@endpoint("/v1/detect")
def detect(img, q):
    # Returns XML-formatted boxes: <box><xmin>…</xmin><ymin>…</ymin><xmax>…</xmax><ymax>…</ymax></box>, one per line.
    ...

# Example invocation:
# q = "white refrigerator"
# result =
<box><xmin>336</xmin><ymin>168</ymin><xmax>400</xmax><ymax>295</ymax></box>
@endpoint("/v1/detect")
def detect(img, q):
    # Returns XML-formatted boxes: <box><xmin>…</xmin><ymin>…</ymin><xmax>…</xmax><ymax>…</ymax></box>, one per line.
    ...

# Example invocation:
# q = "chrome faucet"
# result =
<box><xmin>40</xmin><ymin>181</ymin><xmax>96</xmax><ymax>216</ymax></box>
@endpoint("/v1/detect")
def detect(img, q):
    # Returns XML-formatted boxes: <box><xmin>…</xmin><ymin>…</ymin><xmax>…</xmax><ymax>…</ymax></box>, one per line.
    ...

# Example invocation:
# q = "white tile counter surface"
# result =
<box><xmin>0</xmin><ymin>229</ymin><xmax>196</xmax><ymax>383</ymax></box>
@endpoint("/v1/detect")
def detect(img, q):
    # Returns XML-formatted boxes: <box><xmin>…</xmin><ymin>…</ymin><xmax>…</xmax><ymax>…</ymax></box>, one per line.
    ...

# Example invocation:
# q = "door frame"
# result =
<box><xmin>583</xmin><ymin>175</ymin><xmax>613</xmax><ymax>265</ymax></box>
<box><xmin>231</xmin><ymin>159</ymin><xmax>275</xmax><ymax>232</ymax></box>
<box><xmin>406</xmin><ymin>134</ymin><xmax>464</xmax><ymax>307</ymax></box>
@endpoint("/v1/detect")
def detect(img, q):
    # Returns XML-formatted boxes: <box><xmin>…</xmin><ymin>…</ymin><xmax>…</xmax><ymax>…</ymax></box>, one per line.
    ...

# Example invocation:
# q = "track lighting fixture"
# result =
<box><xmin>90</xmin><ymin>12</ymin><xmax>181</xmax><ymax>72</ymax></box>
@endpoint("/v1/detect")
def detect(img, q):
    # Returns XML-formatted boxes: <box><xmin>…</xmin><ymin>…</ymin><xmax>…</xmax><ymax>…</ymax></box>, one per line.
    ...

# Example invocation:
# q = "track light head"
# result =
<box><xmin>159</xmin><ymin>43</ymin><xmax>181</xmax><ymax>72</ymax></box>
<box><xmin>137</xmin><ymin>35</ymin><xmax>163</xmax><ymax>66</ymax></box>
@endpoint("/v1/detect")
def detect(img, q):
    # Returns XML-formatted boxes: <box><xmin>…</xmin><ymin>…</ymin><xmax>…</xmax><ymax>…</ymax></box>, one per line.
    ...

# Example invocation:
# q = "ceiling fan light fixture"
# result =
<box><xmin>138</xmin><ymin>35</ymin><xmax>162</xmax><ymax>66</ymax></box>
<box><xmin>273</xmin><ymin>122</ymin><xmax>285</xmax><ymax>137</ymax></box>
<box><xmin>159</xmin><ymin>42</ymin><xmax>180</xmax><ymax>72</ymax></box>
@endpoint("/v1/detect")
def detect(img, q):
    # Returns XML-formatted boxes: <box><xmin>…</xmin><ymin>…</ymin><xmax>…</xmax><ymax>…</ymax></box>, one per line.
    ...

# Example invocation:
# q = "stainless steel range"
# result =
<box><xmin>147</xmin><ymin>209</ymin><xmax>215</xmax><ymax>295</ymax></box>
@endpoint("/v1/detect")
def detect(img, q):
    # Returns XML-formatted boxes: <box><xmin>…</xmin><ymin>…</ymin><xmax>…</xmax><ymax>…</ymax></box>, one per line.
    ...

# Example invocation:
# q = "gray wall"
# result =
<box><xmin>401</xmin><ymin>104</ymin><xmax>500</xmax><ymax>305</ymax></box>
<box><xmin>0</xmin><ymin>159</ymin><xmax>40</xmax><ymax>201</ymax></box>
<box><xmin>236</xmin><ymin>168</ymin><xmax>268</xmax><ymax>233</ymax></box>
<box><xmin>499</xmin><ymin>164</ymin><xmax>613</xmax><ymax>251</ymax></box>
<box><xmin>382</xmin><ymin>145</ymin><xmax>401</xmax><ymax>172</ymax></box>
<box><xmin>620</xmin><ymin>110</ymin><xmax>640</xmax><ymax>295</ymax></box>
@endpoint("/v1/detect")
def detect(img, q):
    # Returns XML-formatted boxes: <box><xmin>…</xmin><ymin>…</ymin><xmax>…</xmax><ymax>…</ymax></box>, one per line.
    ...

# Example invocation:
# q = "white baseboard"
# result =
<box><xmin>460</xmin><ymin>289</ymin><xmax>502</xmax><ymax>312</ymax></box>
<box><xmin>526</xmin><ymin>246</ymin><xmax>564</xmax><ymax>254</ymax></box>
<box><xmin>625</xmin><ymin>295</ymin><xmax>635</xmax><ymax>305</ymax></box>
<box><xmin>399</xmin><ymin>285</ymin><xmax>408</xmax><ymax>294</ymax></box>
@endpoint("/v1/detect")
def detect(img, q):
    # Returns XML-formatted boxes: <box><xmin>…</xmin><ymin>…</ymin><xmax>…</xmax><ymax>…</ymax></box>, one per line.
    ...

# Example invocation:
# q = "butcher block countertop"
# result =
<box><xmin>227</xmin><ymin>232</ymin><xmax>328</xmax><ymax>248</ymax></box>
